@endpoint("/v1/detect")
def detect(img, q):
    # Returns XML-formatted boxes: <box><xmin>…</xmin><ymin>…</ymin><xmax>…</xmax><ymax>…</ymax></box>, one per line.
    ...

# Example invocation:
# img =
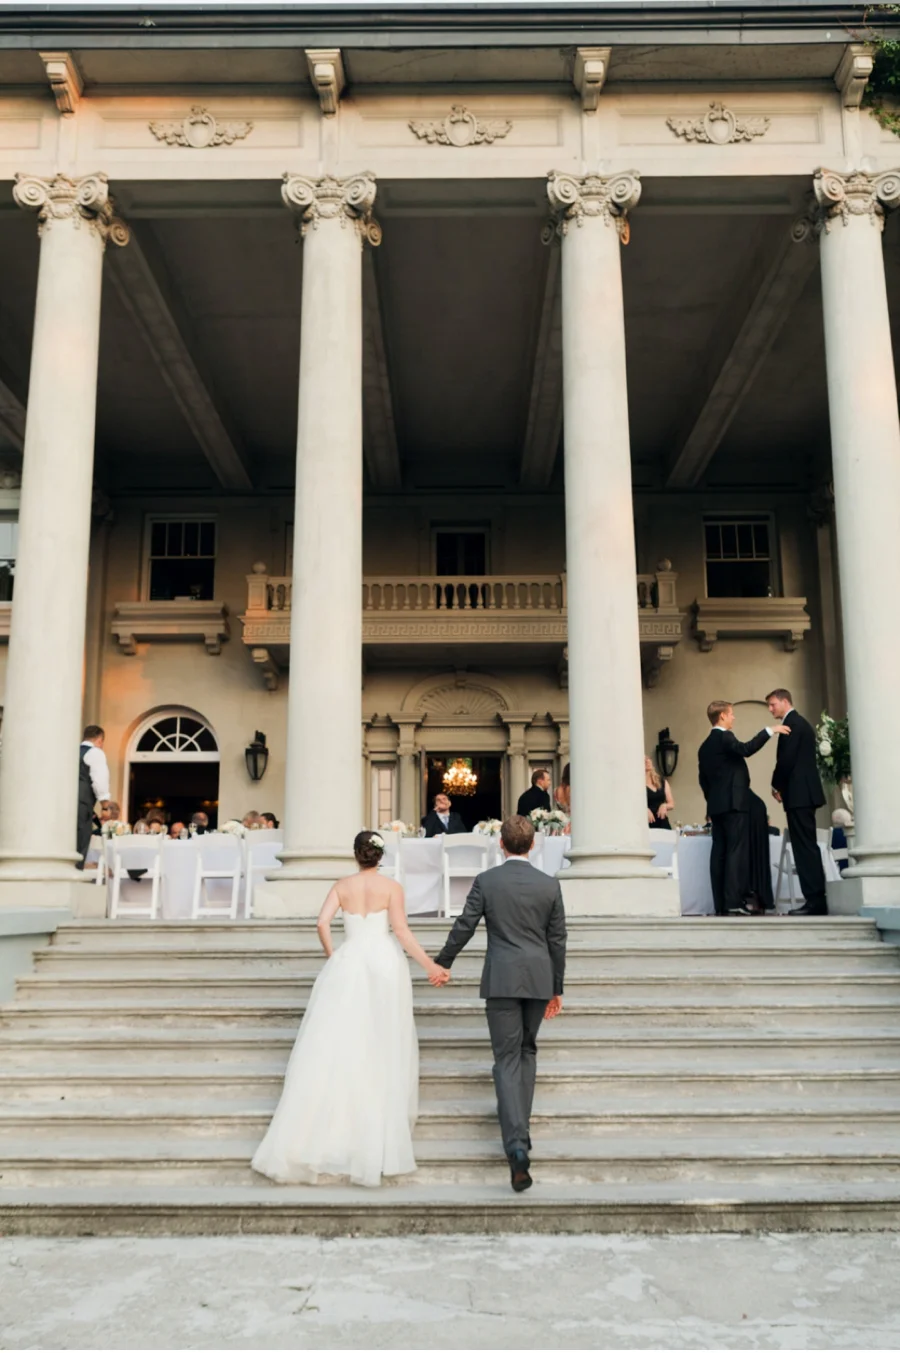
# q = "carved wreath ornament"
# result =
<box><xmin>667</xmin><ymin>102</ymin><xmax>770</xmax><ymax>145</ymax></box>
<box><xmin>409</xmin><ymin>105</ymin><xmax>512</xmax><ymax>147</ymax></box>
<box><xmin>149</xmin><ymin>106</ymin><xmax>253</xmax><ymax>148</ymax></box>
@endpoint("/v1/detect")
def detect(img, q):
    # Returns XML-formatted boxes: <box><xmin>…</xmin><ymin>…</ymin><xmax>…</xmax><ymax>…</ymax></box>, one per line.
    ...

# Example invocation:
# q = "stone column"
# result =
<box><xmin>256</xmin><ymin>174</ymin><xmax>379</xmax><ymax>917</ymax></box>
<box><xmin>503</xmin><ymin>715</ymin><xmax>532</xmax><ymax>814</ymax></box>
<box><xmin>0</xmin><ymin>175</ymin><xmax>128</xmax><ymax>910</ymax></box>
<box><xmin>392</xmin><ymin>716</ymin><xmax>422</xmax><ymax>828</ymax></box>
<box><xmin>546</xmin><ymin>172</ymin><xmax>677</xmax><ymax>915</ymax></box>
<box><xmin>811</xmin><ymin>168</ymin><xmax>900</xmax><ymax>910</ymax></box>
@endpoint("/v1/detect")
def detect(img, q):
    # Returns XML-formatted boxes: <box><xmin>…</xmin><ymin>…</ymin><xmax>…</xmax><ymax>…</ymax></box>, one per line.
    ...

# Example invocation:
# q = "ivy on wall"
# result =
<box><xmin>863</xmin><ymin>6</ymin><xmax>900</xmax><ymax>135</ymax></box>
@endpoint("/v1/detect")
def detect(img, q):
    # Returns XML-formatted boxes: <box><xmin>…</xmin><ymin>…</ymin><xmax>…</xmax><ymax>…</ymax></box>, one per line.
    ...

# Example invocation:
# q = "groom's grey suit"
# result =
<box><xmin>434</xmin><ymin>858</ymin><xmax>567</xmax><ymax>1159</ymax></box>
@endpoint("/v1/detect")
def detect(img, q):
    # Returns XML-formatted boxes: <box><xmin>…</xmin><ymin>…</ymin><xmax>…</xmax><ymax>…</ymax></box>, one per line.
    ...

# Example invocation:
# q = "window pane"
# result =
<box><xmin>166</xmin><ymin>521</ymin><xmax>182</xmax><ymax>557</ymax></box>
<box><xmin>720</xmin><ymin>524</ymin><xmax>737</xmax><ymax>559</ymax></box>
<box><xmin>200</xmin><ymin>522</ymin><xmax>215</xmax><ymax>556</ymax></box>
<box><xmin>183</xmin><ymin>522</ymin><xmax>199</xmax><ymax>557</ymax></box>
<box><xmin>149</xmin><ymin>557</ymin><xmax>215</xmax><ymax>601</ymax></box>
<box><xmin>461</xmin><ymin>533</ymin><xmax>486</xmax><ymax>575</ymax></box>
<box><xmin>704</xmin><ymin>524</ymin><xmax>720</xmax><ymax>559</ymax></box>
<box><xmin>753</xmin><ymin>522</ymin><xmax>770</xmax><ymax>557</ymax></box>
<box><xmin>737</xmin><ymin>523</ymin><xmax>753</xmax><ymax>557</ymax></box>
<box><xmin>435</xmin><ymin>534</ymin><xmax>457</xmax><ymax>576</ymax></box>
<box><xmin>707</xmin><ymin>559</ymin><xmax>772</xmax><ymax>599</ymax></box>
<box><xmin>196</xmin><ymin>726</ymin><xmax>218</xmax><ymax>752</ymax></box>
<box><xmin>150</xmin><ymin>521</ymin><xmax>166</xmax><ymax>556</ymax></box>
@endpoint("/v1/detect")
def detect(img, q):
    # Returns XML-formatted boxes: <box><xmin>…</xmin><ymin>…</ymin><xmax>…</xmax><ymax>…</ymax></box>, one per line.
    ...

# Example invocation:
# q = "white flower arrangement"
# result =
<box><xmin>218</xmin><ymin>819</ymin><xmax>246</xmax><ymax>838</ymax></box>
<box><xmin>369</xmin><ymin>833</ymin><xmax>385</xmax><ymax>853</ymax></box>
<box><xmin>475</xmin><ymin>818</ymin><xmax>503</xmax><ymax>836</ymax></box>
<box><xmin>529</xmin><ymin>807</ymin><xmax>569</xmax><ymax>836</ymax></box>
<box><xmin>101</xmin><ymin>820</ymin><xmax>131</xmax><ymax>839</ymax></box>
<box><xmin>382</xmin><ymin>819</ymin><xmax>416</xmax><ymax>836</ymax></box>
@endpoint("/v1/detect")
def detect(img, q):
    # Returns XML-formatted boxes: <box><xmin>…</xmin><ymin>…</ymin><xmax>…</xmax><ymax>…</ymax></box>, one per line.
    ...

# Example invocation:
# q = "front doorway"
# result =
<box><xmin>126</xmin><ymin>710</ymin><xmax>220</xmax><ymax>828</ymax></box>
<box><xmin>425</xmin><ymin>754</ymin><xmax>502</xmax><ymax>829</ymax></box>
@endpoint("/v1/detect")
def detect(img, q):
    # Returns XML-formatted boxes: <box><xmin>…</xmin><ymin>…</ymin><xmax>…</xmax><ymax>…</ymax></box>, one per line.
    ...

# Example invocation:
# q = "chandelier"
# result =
<box><xmin>442</xmin><ymin>757</ymin><xmax>478</xmax><ymax>796</ymax></box>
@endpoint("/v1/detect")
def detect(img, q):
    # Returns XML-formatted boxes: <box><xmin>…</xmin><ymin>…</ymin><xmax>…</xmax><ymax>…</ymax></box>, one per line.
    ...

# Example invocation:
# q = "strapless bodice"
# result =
<box><xmin>342</xmin><ymin>909</ymin><xmax>391</xmax><ymax>942</ymax></box>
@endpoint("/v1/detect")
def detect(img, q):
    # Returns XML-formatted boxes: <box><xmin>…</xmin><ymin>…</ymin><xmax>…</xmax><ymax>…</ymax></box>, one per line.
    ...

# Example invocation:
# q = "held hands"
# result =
<box><xmin>427</xmin><ymin>962</ymin><xmax>451</xmax><ymax>987</ymax></box>
<box><xmin>544</xmin><ymin>995</ymin><xmax>563</xmax><ymax>1020</ymax></box>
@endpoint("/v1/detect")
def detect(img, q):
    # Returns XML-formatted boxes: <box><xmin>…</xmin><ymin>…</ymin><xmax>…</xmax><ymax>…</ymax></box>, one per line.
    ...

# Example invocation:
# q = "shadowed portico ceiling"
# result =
<box><xmin>0</xmin><ymin>172</ymin><xmax>898</xmax><ymax>495</ymax></box>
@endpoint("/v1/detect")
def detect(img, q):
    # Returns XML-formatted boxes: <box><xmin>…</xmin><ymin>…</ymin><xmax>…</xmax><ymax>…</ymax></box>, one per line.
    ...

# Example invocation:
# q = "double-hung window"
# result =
<box><xmin>147</xmin><ymin>518</ymin><xmax>216</xmax><ymax>601</ymax></box>
<box><xmin>703</xmin><ymin>515</ymin><xmax>775</xmax><ymax>599</ymax></box>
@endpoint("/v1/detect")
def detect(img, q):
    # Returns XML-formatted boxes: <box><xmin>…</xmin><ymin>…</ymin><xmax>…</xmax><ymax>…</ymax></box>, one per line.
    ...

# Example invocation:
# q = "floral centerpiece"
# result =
<box><xmin>218</xmin><ymin>819</ymin><xmax>246</xmax><ymax>838</ymax></box>
<box><xmin>101</xmin><ymin>820</ymin><xmax>131</xmax><ymax>838</ymax></box>
<box><xmin>475</xmin><ymin>818</ymin><xmax>503</xmax><ymax>836</ymax></box>
<box><xmin>529</xmin><ymin>807</ymin><xmax>570</xmax><ymax>837</ymax></box>
<box><xmin>816</xmin><ymin>711</ymin><xmax>852</xmax><ymax>812</ymax></box>
<box><xmin>382</xmin><ymin>819</ymin><xmax>416</xmax><ymax>836</ymax></box>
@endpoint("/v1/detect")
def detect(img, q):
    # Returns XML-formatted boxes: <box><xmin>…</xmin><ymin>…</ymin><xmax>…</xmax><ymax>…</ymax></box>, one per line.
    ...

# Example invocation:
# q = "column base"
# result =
<box><xmin>560</xmin><ymin>874</ymin><xmax>681</xmax><ymax>917</ymax></box>
<box><xmin>0</xmin><ymin>876</ymin><xmax>87</xmax><ymax>911</ymax></box>
<box><xmin>832</xmin><ymin>874</ymin><xmax>900</xmax><ymax>914</ymax></box>
<box><xmin>254</xmin><ymin>877</ymin><xmax>339</xmax><ymax>918</ymax></box>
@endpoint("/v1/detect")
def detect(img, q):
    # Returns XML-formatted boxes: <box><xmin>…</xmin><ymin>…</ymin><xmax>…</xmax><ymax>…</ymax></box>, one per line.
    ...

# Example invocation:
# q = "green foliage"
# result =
<box><xmin>864</xmin><ymin>8</ymin><xmax>900</xmax><ymax>134</ymax></box>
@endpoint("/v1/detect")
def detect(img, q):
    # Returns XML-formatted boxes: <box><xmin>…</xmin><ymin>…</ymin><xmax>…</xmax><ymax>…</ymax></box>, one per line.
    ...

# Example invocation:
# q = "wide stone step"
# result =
<box><xmin>4</xmin><ymin>1025</ymin><xmax>900</xmax><ymax>1068</ymax></box>
<box><xmin>15</xmin><ymin>971</ymin><xmax>900</xmax><ymax>1003</ymax></box>
<box><xmin>5</xmin><ymin>995</ymin><xmax>900</xmax><ymax>1031</ymax></box>
<box><xmin>49</xmin><ymin>917</ymin><xmax>881</xmax><ymax>950</ymax></box>
<box><xmin>0</xmin><ymin>1094</ymin><xmax>895</xmax><ymax>1140</ymax></box>
<box><xmin>32</xmin><ymin>943</ymin><xmax>900</xmax><ymax>976</ymax></box>
<box><xmin>2</xmin><ymin>1179</ymin><xmax>899</xmax><ymax>1237</ymax></box>
<box><xmin>3</xmin><ymin>1061</ymin><xmax>899</xmax><ymax>1104</ymax></box>
<box><xmin>3</xmin><ymin>1132</ymin><xmax>900</xmax><ymax>1189</ymax></box>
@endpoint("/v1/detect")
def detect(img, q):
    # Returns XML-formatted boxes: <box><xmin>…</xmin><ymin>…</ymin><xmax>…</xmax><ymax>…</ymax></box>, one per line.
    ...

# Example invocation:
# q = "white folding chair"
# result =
<box><xmin>441</xmin><ymin>834</ymin><xmax>491</xmax><ymax>919</ymax></box>
<box><xmin>378</xmin><ymin>831</ymin><xmax>403</xmax><ymax>885</ymax></box>
<box><xmin>108</xmin><ymin>835</ymin><xmax>165</xmax><ymax>919</ymax></box>
<box><xmin>649</xmin><ymin>826</ymin><xmax>679</xmax><ymax>880</ymax></box>
<box><xmin>776</xmin><ymin>828</ymin><xmax>830</xmax><ymax>905</ymax></box>
<box><xmin>243</xmin><ymin>838</ymin><xmax>283</xmax><ymax>919</ymax></box>
<box><xmin>191</xmin><ymin>835</ymin><xmax>242</xmax><ymax>919</ymax></box>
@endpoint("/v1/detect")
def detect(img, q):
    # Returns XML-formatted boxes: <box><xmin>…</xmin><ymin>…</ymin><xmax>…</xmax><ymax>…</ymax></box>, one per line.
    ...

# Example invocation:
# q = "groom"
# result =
<box><xmin>430</xmin><ymin>814</ymin><xmax>567</xmax><ymax>1193</ymax></box>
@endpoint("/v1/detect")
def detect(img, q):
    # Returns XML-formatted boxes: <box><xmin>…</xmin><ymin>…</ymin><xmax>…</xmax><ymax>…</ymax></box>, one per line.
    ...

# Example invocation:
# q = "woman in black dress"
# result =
<box><xmin>645</xmin><ymin>756</ymin><xmax>674</xmax><ymax>829</ymax></box>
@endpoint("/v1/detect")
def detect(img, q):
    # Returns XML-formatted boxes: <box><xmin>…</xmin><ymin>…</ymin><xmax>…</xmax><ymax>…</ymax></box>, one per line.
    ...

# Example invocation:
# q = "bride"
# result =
<box><xmin>251</xmin><ymin>829</ymin><xmax>446</xmax><ymax>1188</ymax></box>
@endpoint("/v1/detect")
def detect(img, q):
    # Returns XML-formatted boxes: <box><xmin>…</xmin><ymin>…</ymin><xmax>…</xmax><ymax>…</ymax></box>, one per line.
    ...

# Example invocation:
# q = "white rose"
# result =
<box><xmin>819</xmin><ymin>739</ymin><xmax>832</xmax><ymax>757</ymax></box>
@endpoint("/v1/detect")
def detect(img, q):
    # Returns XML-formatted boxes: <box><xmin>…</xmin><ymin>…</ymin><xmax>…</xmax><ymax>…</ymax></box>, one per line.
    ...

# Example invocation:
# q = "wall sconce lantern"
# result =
<box><xmin>245</xmin><ymin>731</ymin><xmax>269</xmax><ymax>782</ymax></box>
<box><xmin>656</xmin><ymin>727</ymin><xmax>679</xmax><ymax>780</ymax></box>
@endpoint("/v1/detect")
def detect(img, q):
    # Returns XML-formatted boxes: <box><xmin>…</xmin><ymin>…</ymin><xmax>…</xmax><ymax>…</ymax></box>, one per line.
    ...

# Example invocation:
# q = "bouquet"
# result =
<box><xmin>530</xmin><ymin>807</ymin><xmax>569</xmax><ymax>836</ymax></box>
<box><xmin>475</xmin><ymin>818</ymin><xmax>502</xmax><ymax>836</ymax></box>
<box><xmin>101</xmin><ymin>820</ymin><xmax>131</xmax><ymax>838</ymax></box>
<box><xmin>218</xmin><ymin>819</ymin><xmax>246</xmax><ymax>838</ymax></box>
<box><xmin>382</xmin><ymin>819</ymin><xmax>416</xmax><ymax>836</ymax></box>
<box><xmin>815</xmin><ymin>712</ymin><xmax>851</xmax><ymax>788</ymax></box>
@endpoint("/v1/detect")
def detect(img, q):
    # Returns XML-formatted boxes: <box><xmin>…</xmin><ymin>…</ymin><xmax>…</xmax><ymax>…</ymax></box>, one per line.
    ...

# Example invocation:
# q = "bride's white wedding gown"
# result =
<box><xmin>251</xmin><ymin>908</ymin><xmax>419</xmax><ymax>1188</ymax></box>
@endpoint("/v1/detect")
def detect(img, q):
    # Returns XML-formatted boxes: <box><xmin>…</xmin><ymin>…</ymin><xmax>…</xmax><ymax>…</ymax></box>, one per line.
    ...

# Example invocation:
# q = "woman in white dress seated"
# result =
<box><xmin>251</xmin><ymin>830</ymin><xmax>446</xmax><ymax>1188</ymax></box>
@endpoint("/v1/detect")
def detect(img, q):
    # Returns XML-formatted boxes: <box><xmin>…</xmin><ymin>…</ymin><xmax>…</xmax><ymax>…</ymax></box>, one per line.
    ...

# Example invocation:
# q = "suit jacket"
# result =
<box><xmin>435</xmin><ymin>859</ymin><xmax>567</xmax><ymax>1000</ymax></box>
<box><xmin>516</xmin><ymin>784</ymin><xmax>551</xmax><ymax>817</ymax></box>
<box><xmin>421</xmin><ymin>810</ymin><xmax>467</xmax><ymax>838</ymax></box>
<box><xmin>772</xmin><ymin>708</ymin><xmax>826</xmax><ymax>810</ymax></box>
<box><xmin>698</xmin><ymin>727</ymin><xmax>770</xmax><ymax>817</ymax></box>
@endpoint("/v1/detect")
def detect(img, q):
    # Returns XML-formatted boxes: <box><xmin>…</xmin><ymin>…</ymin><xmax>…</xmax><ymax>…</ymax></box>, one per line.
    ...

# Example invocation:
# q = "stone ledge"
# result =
<box><xmin>694</xmin><ymin>596</ymin><xmax>811</xmax><ymax>652</ymax></box>
<box><xmin>111</xmin><ymin>601</ymin><xmax>229</xmax><ymax>656</ymax></box>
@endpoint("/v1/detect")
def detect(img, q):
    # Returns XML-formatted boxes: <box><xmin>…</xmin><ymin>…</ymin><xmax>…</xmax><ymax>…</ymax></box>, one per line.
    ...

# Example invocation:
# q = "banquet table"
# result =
<box><xmin>104</xmin><ymin>833</ymin><xmax>283</xmax><ymax>919</ymax></box>
<box><xmin>676</xmin><ymin>832</ymin><xmax>842</xmax><ymax>915</ymax></box>
<box><xmin>389</xmin><ymin>833</ymin><xmax>571</xmax><ymax>916</ymax></box>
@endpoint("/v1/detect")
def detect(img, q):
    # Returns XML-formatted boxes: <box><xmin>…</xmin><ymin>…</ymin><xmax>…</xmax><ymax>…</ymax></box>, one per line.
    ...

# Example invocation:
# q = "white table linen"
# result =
<box><xmin>109</xmin><ymin>835</ymin><xmax>283</xmax><ymax>919</ymax></box>
<box><xmin>677</xmin><ymin>833</ymin><xmax>841</xmax><ymax>916</ymax></box>
<box><xmin>388</xmin><ymin>833</ymin><xmax>571</xmax><ymax>916</ymax></box>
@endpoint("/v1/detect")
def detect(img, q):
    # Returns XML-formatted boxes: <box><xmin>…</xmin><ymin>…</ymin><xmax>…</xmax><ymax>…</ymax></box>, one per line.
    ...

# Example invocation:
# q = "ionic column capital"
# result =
<box><xmin>795</xmin><ymin>168</ymin><xmax>900</xmax><ymax>240</ymax></box>
<box><xmin>13</xmin><ymin>172</ymin><xmax>129</xmax><ymax>247</ymax></box>
<box><xmin>544</xmin><ymin>170</ymin><xmax>641</xmax><ymax>243</ymax></box>
<box><xmin>281</xmin><ymin>172</ymin><xmax>381</xmax><ymax>246</ymax></box>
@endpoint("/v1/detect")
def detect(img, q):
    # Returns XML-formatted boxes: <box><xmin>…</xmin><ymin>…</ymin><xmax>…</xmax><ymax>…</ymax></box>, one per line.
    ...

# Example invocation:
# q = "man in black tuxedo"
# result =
<box><xmin>766</xmin><ymin>688</ymin><xmax>828</xmax><ymax>915</ymax></box>
<box><xmin>516</xmin><ymin>767</ymin><xmax>552</xmax><ymax>818</ymax></box>
<box><xmin>421</xmin><ymin>792</ymin><xmax>467</xmax><ymax>838</ymax></box>
<box><xmin>698</xmin><ymin>700</ymin><xmax>790</xmax><ymax>915</ymax></box>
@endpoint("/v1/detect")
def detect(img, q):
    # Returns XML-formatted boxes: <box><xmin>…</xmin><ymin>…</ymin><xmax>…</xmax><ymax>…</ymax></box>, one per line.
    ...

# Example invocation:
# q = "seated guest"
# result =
<box><xmin>554</xmin><ymin>763</ymin><xmax>571</xmax><ymax>814</ymax></box>
<box><xmin>517</xmin><ymin>767</ymin><xmax>551</xmax><ymax>818</ymax></box>
<box><xmin>170</xmin><ymin>821</ymin><xmax>186</xmax><ymax>838</ymax></box>
<box><xmin>191</xmin><ymin>811</ymin><xmax>209</xmax><ymax>835</ymax></box>
<box><xmin>831</xmin><ymin>808</ymin><xmax>853</xmax><ymax>873</ymax></box>
<box><xmin>261</xmin><ymin>812</ymin><xmax>280</xmax><ymax>829</ymax></box>
<box><xmin>421</xmin><ymin>793</ymin><xmax>466</xmax><ymax>838</ymax></box>
<box><xmin>242</xmin><ymin>811</ymin><xmax>262</xmax><ymax>829</ymax></box>
<box><xmin>645</xmin><ymin>755</ymin><xmax>674</xmax><ymax>829</ymax></box>
<box><xmin>133</xmin><ymin>818</ymin><xmax>150</xmax><ymax>835</ymax></box>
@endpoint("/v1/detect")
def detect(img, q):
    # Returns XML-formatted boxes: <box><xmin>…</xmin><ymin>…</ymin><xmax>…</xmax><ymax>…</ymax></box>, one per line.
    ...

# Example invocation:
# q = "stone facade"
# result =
<box><xmin>0</xmin><ymin>3</ymin><xmax>893</xmax><ymax>914</ymax></box>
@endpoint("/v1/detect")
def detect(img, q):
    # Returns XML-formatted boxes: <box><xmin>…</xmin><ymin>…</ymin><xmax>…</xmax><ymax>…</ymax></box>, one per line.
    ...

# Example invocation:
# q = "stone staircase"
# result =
<box><xmin>2</xmin><ymin>915</ymin><xmax>900</xmax><ymax>1235</ymax></box>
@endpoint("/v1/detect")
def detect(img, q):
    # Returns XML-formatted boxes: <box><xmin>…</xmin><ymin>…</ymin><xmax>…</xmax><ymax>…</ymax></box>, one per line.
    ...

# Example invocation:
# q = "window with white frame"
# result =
<box><xmin>370</xmin><ymin>763</ymin><xmax>396</xmax><ymax>829</ymax></box>
<box><xmin>703</xmin><ymin>515</ymin><xmax>776</xmax><ymax>599</ymax></box>
<box><xmin>0</xmin><ymin>513</ymin><xmax>17</xmax><ymax>602</ymax></box>
<box><xmin>146</xmin><ymin>518</ymin><xmax>216</xmax><ymax>601</ymax></box>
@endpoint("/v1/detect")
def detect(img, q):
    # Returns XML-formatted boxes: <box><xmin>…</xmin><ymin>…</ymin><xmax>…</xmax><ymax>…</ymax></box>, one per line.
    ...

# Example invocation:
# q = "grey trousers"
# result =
<box><xmin>485</xmin><ymin>996</ymin><xmax>547</xmax><ymax>1157</ymax></box>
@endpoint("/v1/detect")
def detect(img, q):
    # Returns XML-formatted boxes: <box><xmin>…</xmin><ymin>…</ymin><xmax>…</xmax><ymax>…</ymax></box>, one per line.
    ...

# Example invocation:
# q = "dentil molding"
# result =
<box><xmin>149</xmin><ymin>106</ymin><xmax>254</xmax><ymax>148</ymax></box>
<box><xmin>281</xmin><ymin>172</ymin><xmax>381</xmax><ymax>245</ymax></box>
<box><xmin>408</xmin><ymin>105</ymin><xmax>512</xmax><ymax>147</ymax></box>
<box><xmin>667</xmin><ymin>102</ymin><xmax>770</xmax><ymax>145</ymax></box>
<box><xmin>12</xmin><ymin>173</ymin><xmax>129</xmax><ymax>246</ymax></box>
<box><xmin>544</xmin><ymin>171</ymin><xmax>641</xmax><ymax>243</ymax></box>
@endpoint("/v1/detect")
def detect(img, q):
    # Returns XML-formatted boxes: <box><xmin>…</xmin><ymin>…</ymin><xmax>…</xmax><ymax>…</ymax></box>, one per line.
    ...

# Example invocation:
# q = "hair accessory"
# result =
<box><xmin>369</xmin><ymin>833</ymin><xmax>385</xmax><ymax>852</ymax></box>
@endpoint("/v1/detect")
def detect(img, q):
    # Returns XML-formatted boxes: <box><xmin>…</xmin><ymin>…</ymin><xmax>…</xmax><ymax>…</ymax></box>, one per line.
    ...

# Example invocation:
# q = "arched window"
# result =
<box><xmin>133</xmin><ymin>713</ymin><xmax>218</xmax><ymax>758</ymax></box>
<box><xmin>126</xmin><ymin>709</ymin><xmax>220</xmax><ymax>827</ymax></box>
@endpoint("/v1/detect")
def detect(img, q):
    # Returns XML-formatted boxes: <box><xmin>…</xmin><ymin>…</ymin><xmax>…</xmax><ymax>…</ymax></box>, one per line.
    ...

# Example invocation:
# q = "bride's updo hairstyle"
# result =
<box><xmin>354</xmin><ymin>830</ymin><xmax>385</xmax><ymax>870</ymax></box>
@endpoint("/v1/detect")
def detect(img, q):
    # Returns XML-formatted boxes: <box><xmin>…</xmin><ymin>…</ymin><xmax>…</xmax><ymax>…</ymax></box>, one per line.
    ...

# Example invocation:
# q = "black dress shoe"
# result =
<box><xmin>789</xmin><ymin>902</ymin><xmax>828</xmax><ymax>916</ymax></box>
<box><xmin>509</xmin><ymin>1149</ymin><xmax>532</xmax><ymax>1193</ymax></box>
